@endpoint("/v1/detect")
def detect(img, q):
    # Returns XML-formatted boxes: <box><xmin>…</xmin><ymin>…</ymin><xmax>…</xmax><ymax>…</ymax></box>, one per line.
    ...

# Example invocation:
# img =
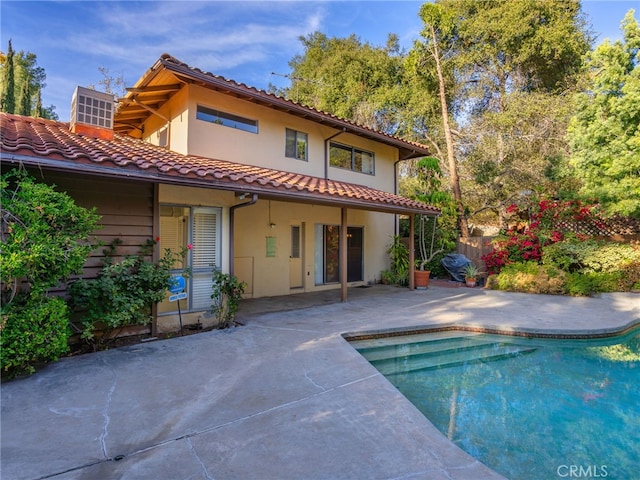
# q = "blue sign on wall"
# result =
<box><xmin>168</xmin><ymin>275</ymin><xmax>186</xmax><ymax>294</ymax></box>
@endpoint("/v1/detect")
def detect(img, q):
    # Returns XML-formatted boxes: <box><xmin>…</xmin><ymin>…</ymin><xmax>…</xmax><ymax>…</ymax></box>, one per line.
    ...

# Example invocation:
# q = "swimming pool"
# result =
<box><xmin>350</xmin><ymin>327</ymin><xmax>640</xmax><ymax>480</ymax></box>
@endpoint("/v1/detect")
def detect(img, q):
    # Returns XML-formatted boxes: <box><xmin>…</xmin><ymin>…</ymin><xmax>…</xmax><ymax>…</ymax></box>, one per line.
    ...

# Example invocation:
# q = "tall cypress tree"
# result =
<box><xmin>1</xmin><ymin>42</ymin><xmax>57</xmax><ymax>118</ymax></box>
<box><xmin>35</xmin><ymin>85</ymin><xmax>43</xmax><ymax>117</ymax></box>
<box><xmin>18</xmin><ymin>74</ymin><xmax>31</xmax><ymax>115</ymax></box>
<box><xmin>4</xmin><ymin>39</ymin><xmax>16</xmax><ymax>114</ymax></box>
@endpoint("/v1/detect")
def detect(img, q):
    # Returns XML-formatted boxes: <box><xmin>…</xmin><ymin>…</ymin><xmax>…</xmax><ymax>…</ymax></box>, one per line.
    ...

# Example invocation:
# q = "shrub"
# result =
<box><xmin>380</xmin><ymin>269</ymin><xmax>396</xmax><ymax>285</ymax></box>
<box><xmin>565</xmin><ymin>271</ymin><xmax>620</xmax><ymax>296</ymax></box>
<box><xmin>543</xmin><ymin>240</ymin><xmax>640</xmax><ymax>292</ymax></box>
<box><xmin>1</xmin><ymin>169</ymin><xmax>99</xmax><ymax>376</ymax></box>
<box><xmin>487</xmin><ymin>261</ymin><xmax>627</xmax><ymax>297</ymax></box>
<box><xmin>483</xmin><ymin>197</ymin><xmax>640</xmax><ymax>294</ymax></box>
<box><xmin>1</xmin><ymin>293</ymin><xmax>70</xmax><ymax>378</ymax></box>
<box><xmin>211</xmin><ymin>271</ymin><xmax>246</xmax><ymax>328</ymax></box>
<box><xmin>542</xmin><ymin>238</ymin><xmax>601</xmax><ymax>272</ymax></box>
<box><xmin>483</xmin><ymin>231</ymin><xmax>543</xmax><ymax>274</ymax></box>
<box><xmin>386</xmin><ymin>235</ymin><xmax>410</xmax><ymax>286</ymax></box>
<box><xmin>421</xmin><ymin>250</ymin><xmax>450</xmax><ymax>278</ymax></box>
<box><xmin>482</xmin><ymin>198</ymin><xmax>603</xmax><ymax>275</ymax></box>
<box><xmin>488</xmin><ymin>262</ymin><xmax>567</xmax><ymax>295</ymax></box>
<box><xmin>1</xmin><ymin>169</ymin><xmax>99</xmax><ymax>303</ymax></box>
<box><xmin>618</xmin><ymin>260</ymin><xmax>640</xmax><ymax>291</ymax></box>
<box><xmin>68</xmin><ymin>240</ymin><xmax>185</xmax><ymax>350</ymax></box>
<box><xmin>579</xmin><ymin>243</ymin><xmax>640</xmax><ymax>274</ymax></box>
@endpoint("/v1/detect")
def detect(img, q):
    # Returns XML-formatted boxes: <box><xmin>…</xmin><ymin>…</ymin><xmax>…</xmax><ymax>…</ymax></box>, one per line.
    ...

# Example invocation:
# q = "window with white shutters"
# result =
<box><xmin>191</xmin><ymin>208</ymin><xmax>220</xmax><ymax>310</ymax></box>
<box><xmin>192</xmin><ymin>210</ymin><xmax>219</xmax><ymax>269</ymax></box>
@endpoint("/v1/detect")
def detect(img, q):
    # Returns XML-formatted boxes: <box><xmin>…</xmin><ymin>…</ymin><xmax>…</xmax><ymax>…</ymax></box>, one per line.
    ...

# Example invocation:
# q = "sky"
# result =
<box><xmin>1</xmin><ymin>0</ymin><xmax>638</xmax><ymax>121</ymax></box>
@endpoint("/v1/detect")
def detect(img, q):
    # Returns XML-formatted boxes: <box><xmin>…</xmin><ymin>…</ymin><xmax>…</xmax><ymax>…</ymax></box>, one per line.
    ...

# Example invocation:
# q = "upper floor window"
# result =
<box><xmin>329</xmin><ymin>142</ymin><xmax>374</xmax><ymax>175</ymax></box>
<box><xmin>196</xmin><ymin>105</ymin><xmax>258</xmax><ymax>134</ymax></box>
<box><xmin>285</xmin><ymin>128</ymin><xmax>308</xmax><ymax>160</ymax></box>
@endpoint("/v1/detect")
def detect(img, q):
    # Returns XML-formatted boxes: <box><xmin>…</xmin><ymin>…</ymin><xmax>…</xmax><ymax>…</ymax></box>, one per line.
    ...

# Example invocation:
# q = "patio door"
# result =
<box><xmin>314</xmin><ymin>225</ymin><xmax>363</xmax><ymax>284</ymax></box>
<box><xmin>347</xmin><ymin>227</ymin><xmax>363</xmax><ymax>282</ymax></box>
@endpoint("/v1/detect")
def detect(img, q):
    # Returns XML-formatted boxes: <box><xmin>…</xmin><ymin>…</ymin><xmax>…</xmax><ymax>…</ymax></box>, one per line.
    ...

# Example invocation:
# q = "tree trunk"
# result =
<box><xmin>429</xmin><ymin>25</ymin><xmax>470</xmax><ymax>238</ymax></box>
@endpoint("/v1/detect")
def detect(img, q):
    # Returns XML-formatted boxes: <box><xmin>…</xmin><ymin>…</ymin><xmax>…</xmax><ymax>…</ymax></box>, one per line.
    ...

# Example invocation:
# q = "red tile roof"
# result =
<box><xmin>117</xmin><ymin>54</ymin><xmax>431</xmax><ymax>161</ymax></box>
<box><xmin>0</xmin><ymin>113</ymin><xmax>439</xmax><ymax>216</ymax></box>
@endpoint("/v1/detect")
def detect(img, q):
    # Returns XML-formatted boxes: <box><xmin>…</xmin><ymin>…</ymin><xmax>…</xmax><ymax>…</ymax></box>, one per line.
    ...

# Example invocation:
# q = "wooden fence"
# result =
<box><xmin>456</xmin><ymin>236</ymin><xmax>496</xmax><ymax>270</ymax></box>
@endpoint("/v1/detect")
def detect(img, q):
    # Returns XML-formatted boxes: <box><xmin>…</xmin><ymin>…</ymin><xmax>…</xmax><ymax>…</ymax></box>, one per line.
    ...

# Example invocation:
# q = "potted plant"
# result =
<box><xmin>463</xmin><ymin>263</ymin><xmax>480</xmax><ymax>287</ymax></box>
<box><xmin>415</xmin><ymin>215</ymin><xmax>445</xmax><ymax>289</ymax></box>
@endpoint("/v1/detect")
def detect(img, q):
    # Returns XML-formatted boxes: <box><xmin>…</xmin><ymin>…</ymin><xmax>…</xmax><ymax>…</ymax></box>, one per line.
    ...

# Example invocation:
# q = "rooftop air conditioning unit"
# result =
<box><xmin>70</xmin><ymin>86</ymin><xmax>115</xmax><ymax>140</ymax></box>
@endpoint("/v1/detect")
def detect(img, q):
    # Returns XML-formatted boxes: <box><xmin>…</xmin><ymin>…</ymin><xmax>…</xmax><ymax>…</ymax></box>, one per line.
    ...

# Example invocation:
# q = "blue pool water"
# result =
<box><xmin>351</xmin><ymin>328</ymin><xmax>640</xmax><ymax>480</ymax></box>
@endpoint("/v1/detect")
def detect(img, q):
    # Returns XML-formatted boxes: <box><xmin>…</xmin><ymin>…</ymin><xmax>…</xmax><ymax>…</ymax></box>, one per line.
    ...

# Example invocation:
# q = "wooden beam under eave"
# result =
<box><xmin>341</xmin><ymin>207</ymin><xmax>348</xmax><ymax>302</ymax></box>
<box><xmin>409</xmin><ymin>214</ymin><xmax>415</xmax><ymax>290</ymax></box>
<box><xmin>126</xmin><ymin>83</ymin><xmax>182</xmax><ymax>94</ymax></box>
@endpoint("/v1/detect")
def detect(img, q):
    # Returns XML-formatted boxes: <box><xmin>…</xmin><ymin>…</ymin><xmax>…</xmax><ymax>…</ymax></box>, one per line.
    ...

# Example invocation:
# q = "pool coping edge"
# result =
<box><xmin>341</xmin><ymin>318</ymin><xmax>640</xmax><ymax>342</ymax></box>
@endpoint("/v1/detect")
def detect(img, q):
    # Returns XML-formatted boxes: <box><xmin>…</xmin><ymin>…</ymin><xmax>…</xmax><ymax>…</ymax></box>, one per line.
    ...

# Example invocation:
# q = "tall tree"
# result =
<box><xmin>567</xmin><ymin>10</ymin><xmax>640</xmax><ymax>218</ymax></box>
<box><xmin>0</xmin><ymin>41</ymin><xmax>57</xmax><ymax>119</ymax></box>
<box><xmin>34</xmin><ymin>85</ymin><xmax>43</xmax><ymax>118</ymax></box>
<box><xmin>454</xmin><ymin>0</ymin><xmax>590</xmax><ymax>106</ymax></box>
<box><xmin>2</xmin><ymin>39</ymin><xmax>16</xmax><ymax>114</ymax></box>
<box><xmin>461</xmin><ymin>91</ymin><xmax>579</xmax><ymax>225</ymax></box>
<box><xmin>410</xmin><ymin>0</ymin><xmax>591</xmax><ymax>231</ymax></box>
<box><xmin>276</xmin><ymin>32</ymin><xmax>408</xmax><ymax>134</ymax></box>
<box><xmin>18</xmin><ymin>73</ymin><xmax>31</xmax><ymax>116</ymax></box>
<box><xmin>413</xmin><ymin>3</ymin><xmax>470</xmax><ymax>237</ymax></box>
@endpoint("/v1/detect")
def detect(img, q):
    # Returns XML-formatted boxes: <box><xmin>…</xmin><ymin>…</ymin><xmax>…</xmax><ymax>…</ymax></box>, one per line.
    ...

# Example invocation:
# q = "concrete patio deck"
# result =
<box><xmin>2</xmin><ymin>285</ymin><xmax>639</xmax><ymax>480</ymax></box>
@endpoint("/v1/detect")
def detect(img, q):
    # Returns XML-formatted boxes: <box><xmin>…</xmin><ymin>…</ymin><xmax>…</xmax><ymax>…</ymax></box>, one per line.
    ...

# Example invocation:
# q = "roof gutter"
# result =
<box><xmin>229</xmin><ymin>193</ymin><xmax>258</xmax><ymax>275</ymax></box>
<box><xmin>324</xmin><ymin>128</ymin><xmax>346</xmax><ymax>179</ymax></box>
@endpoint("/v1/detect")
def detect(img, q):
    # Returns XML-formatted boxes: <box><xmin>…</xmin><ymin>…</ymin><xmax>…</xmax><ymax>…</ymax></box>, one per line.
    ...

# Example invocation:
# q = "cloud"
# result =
<box><xmin>50</xmin><ymin>2</ymin><xmax>325</xmax><ymax>74</ymax></box>
<box><xmin>22</xmin><ymin>1</ymin><xmax>326</xmax><ymax>119</ymax></box>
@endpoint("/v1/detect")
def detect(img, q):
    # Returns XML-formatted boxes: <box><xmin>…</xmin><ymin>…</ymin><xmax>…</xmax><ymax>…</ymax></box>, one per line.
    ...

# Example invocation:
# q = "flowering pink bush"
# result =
<box><xmin>482</xmin><ymin>199</ymin><xmax>602</xmax><ymax>275</ymax></box>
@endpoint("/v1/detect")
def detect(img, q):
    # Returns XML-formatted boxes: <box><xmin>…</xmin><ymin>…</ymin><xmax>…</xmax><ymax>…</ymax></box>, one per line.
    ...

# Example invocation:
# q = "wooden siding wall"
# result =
<box><xmin>29</xmin><ymin>169</ymin><xmax>154</xmax><ymax>286</ymax></box>
<box><xmin>456</xmin><ymin>236</ymin><xmax>495</xmax><ymax>270</ymax></box>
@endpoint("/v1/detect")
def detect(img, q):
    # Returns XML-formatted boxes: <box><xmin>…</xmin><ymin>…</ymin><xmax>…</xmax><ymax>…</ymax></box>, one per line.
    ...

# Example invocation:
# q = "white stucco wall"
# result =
<box><xmin>142</xmin><ymin>85</ymin><xmax>398</xmax><ymax>193</ymax></box>
<box><xmin>233</xmin><ymin>199</ymin><xmax>394</xmax><ymax>298</ymax></box>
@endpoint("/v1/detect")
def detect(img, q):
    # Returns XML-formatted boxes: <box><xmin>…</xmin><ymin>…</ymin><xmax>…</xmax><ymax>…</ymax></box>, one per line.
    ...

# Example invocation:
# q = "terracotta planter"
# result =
<box><xmin>465</xmin><ymin>278</ymin><xmax>477</xmax><ymax>287</ymax></box>
<box><xmin>414</xmin><ymin>270</ymin><xmax>430</xmax><ymax>289</ymax></box>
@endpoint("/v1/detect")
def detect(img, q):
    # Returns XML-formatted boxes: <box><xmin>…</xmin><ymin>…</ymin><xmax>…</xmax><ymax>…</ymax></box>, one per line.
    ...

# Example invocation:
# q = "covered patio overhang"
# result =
<box><xmin>225</xmin><ymin>189</ymin><xmax>438</xmax><ymax>302</ymax></box>
<box><xmin>4</xmin><ymin>153</ymin><xmax>439</xmax><ymax>303</ymax></box>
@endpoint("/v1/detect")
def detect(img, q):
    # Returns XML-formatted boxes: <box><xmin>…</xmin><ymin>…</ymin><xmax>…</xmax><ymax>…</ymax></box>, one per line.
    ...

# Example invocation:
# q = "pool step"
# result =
<box><xmin>363</xmin><ymin>342</ymin><xmax>537</xmax><ymax>375</ymax></box>
<box><xmin>350</xmin><ymin>330</ymin><xmax>485</xmax><ymax>350</ymax></box>
<box><xmin>354</xmin><ymin>335</ymin><xmax>498</xmax><ymax>362</ymax></box>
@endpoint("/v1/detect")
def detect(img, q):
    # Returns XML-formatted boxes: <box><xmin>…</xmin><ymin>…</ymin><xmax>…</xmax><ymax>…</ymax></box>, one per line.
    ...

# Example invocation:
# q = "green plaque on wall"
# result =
<box><xmin>266</xmin><ymin>236</ymin><xmax>276</xmax><ymax>257</ymax></box>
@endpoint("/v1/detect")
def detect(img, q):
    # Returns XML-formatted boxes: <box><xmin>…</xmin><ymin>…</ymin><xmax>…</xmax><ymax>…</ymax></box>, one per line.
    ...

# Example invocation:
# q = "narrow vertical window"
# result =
<box><xmin>291</xmin><ymin>225</ymin><xmax>301</xmax><ymax>258</ymax></box>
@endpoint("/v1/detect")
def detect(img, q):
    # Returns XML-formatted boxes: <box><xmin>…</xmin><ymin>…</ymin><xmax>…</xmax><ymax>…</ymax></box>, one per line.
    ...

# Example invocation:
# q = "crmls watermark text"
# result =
<box><xmin>557</xmin><ymin>465</ymin><xmax>608</xmax><ymax>478</ymax></box>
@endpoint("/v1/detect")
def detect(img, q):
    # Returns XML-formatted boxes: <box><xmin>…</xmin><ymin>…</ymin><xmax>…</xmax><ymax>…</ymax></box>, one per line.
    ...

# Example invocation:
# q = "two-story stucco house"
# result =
<box><xmin>0</xmin><ymin>54</ymin><xmax>438</xmax><ymax>333</ymax></box>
